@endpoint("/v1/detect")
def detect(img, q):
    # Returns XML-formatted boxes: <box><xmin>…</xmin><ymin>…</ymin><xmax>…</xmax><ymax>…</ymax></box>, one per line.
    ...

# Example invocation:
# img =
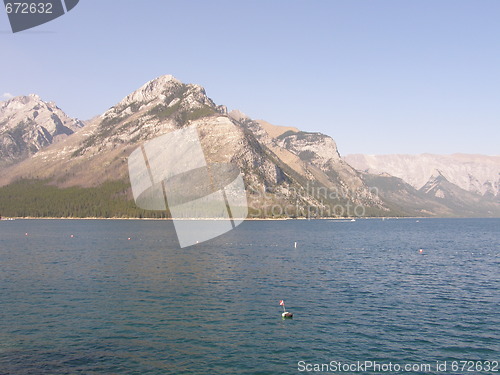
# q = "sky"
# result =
<box><xmin>1</xmin><ymin>0</ymin><xmax>499</xmax><ymax>155</ymax></box>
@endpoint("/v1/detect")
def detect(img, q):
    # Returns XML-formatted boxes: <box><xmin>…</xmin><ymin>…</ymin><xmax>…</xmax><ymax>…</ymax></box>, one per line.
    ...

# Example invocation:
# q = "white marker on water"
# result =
<box><xmin>280</xmin><ymin>300</ymin><xmax>293</xmax><ymax>319</ymax></box>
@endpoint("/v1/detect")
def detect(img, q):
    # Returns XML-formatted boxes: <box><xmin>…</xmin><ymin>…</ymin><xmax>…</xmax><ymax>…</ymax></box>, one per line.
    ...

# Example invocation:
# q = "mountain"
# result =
<box><xmin>228</xmin><ymin>111</ymin><xmax>384</xmax><ymax>212</ymax></box>
<box><xmin>344</xmin><ymin>153</ymin><xmax>500</xmax><ymax>197</ymax></box>
<box><xmin>0</xmin><ymin>94</ymin><xmax>84</xmax><ymax>166</ymax></box>
<box><xmin>0</xmin><ymin>76</ymin><xmax>498</xmax><ymax>218</ymax></box>
<box><xmin>345</xmin><ymin>154</ymin><xmax>500</xmax><ymax>217</ymax></box>
<box><xmin>418</xmin><ymin>171</ymin><xmax>499</xmax><ymax>216</ymax></box>
<box><xmin>360</xmin><ymin>173</ymin><xmax>455</xmax><ymax>217</ymax></box>
<box><xmin>0</xmin><ymin>75</ymin><xmax>388</xmax><ymax>218</ymax></box>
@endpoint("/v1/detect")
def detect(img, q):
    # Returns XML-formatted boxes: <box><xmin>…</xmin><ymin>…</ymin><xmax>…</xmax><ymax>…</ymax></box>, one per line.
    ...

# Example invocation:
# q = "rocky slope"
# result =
<box><xmin>228</xmin><ymin>111</ymin><xmax>384</xmax><ymax>211</ymax></box>
<box><xmin>0</xmin><ymin>94</ymin><xmax>84</xmax><ymax>166</ymax></box>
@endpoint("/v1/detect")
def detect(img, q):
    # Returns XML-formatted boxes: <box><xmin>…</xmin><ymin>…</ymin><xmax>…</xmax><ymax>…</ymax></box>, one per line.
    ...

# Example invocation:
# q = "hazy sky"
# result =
<box><xmin>1</xmin><ymin>1</ymin><xmax>499</xmax><ymax>155</ymax></box>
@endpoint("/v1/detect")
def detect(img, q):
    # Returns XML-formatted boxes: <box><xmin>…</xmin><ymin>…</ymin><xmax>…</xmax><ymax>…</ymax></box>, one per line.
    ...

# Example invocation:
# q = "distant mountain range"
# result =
<box><xmin>0</xmin><ymin>75</ymin><xmax>499</xmax><ymax>218</ymax></box>
<box><xmin>345</xmin><ymin>153</ymin><xmax>499</xmax><ymax>197</ymax></box>
<box><xmin>345</xmin><ymin>154</ymin><xmax>499</xmax><ymax>217</ymax></box>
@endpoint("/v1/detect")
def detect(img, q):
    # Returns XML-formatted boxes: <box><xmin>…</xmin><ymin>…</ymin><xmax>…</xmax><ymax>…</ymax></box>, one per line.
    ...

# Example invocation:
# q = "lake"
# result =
<box><xmin>0</xmin><ymin>218</ymin><xmax>499</xmax><ymax>374</ymax></box>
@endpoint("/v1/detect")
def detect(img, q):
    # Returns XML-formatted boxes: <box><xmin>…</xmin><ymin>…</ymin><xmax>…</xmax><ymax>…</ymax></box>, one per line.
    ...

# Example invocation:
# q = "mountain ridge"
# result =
<box><xmin>1</xmin><ymin>75</ymin><xmax>498</xmax><ymax>218</ymax></box>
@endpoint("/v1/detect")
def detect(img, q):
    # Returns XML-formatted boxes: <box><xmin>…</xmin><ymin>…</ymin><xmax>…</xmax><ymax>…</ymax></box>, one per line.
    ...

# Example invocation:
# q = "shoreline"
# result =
<box><xmin>1</xmin><ymin>216</ymin><xmax>494</xmax><ymax>221</ymax></box>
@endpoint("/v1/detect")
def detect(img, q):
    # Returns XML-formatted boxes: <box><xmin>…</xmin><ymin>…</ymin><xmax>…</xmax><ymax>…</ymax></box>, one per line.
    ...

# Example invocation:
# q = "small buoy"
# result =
<box><xmin>280</xmin><ymin>300</ymin><xmax>293</xmax><ymax>319</ymax></box>
<box><xmin>294</xmin><ymin>241</ymin><xmax>297</xmax><ymax>248</ymax></box>
<box><xmin>70</xmin><ymin>234</ymin><xmax>74</xmax><ymax>238</ymax></box>
<box><xmin>25</xmin><ymin>233</ymin><xmax>28</xmax><ymax>236</ymax></box>
<box><xmin>419</xmin><ymin>249</ymin><xmax>423</xmax><ymax>253</ymax></box>
<box><xmin>128</xmin><ymin>237</ymin><xmax>131</xmax><ymax>240</ymax></box>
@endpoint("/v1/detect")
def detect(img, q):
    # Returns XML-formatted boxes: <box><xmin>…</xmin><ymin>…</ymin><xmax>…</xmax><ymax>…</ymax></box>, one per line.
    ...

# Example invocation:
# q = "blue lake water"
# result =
<box><xmin>0</xmin><ymin>218</ymin><xmax>499</xmax><ymax>374</ymax></box>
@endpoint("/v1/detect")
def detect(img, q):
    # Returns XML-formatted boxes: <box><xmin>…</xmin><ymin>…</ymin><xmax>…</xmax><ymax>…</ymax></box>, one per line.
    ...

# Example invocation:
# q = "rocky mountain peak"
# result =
<box><xmin>69</xmin><ymin>75</ymin><xmax>232</xmax><ymax>159</ymax></box>
<box><xmin>425</xmin><ymin>170</ymin><xmax>447</xmax><ymax>186</ymax></box>
<box><xmin>2</xmin><ymin>94</ymin><xmax>45</xmax><ymax>113</ymax></box>
<box><xmin>119</xmin><ymin>75</ymin><xmax>182</xmax><ymax>107</ymax></box>
<box><xmin>275</xmin><ymin>131</ymin><xmax>342</xmax><ymax>166</ymax></box>
<box><xmin>424</xmin><ymin>169</ymin><xmax>444</xmax><ymax>182</ymax></box>
<box><xmin>0</xmin><ymin>94</ymin><xmax>84</xmax><ymax>165</ymax></box>
<box><xmin>101</xmin><ymin>75</ymin><xmax>226</xmax><ymax>122</ymax></box>
<box><xmin>1</xmin><ymin>94</ymin><xmax>78</xmax><ymax>121</ymax></box>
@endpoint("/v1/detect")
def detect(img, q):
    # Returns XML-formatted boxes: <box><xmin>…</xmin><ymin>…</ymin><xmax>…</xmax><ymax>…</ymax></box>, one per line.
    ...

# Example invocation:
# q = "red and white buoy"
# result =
<box><xmin>280</xmin><ymin>299</ymin><xmax>293</xmax><ymax>319</ymax></box>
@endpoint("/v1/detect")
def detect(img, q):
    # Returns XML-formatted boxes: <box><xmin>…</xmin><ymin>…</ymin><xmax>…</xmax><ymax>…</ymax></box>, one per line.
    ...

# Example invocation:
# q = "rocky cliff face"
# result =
<box><xmin>229</xmin><ymin>111</ymin><xmax>385</xmax><ymax>211</ymax></box>
<box><xmin>0</xmin><ymin>94</ymin><xmax>84</xmax><ymax>165</ymax></box>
